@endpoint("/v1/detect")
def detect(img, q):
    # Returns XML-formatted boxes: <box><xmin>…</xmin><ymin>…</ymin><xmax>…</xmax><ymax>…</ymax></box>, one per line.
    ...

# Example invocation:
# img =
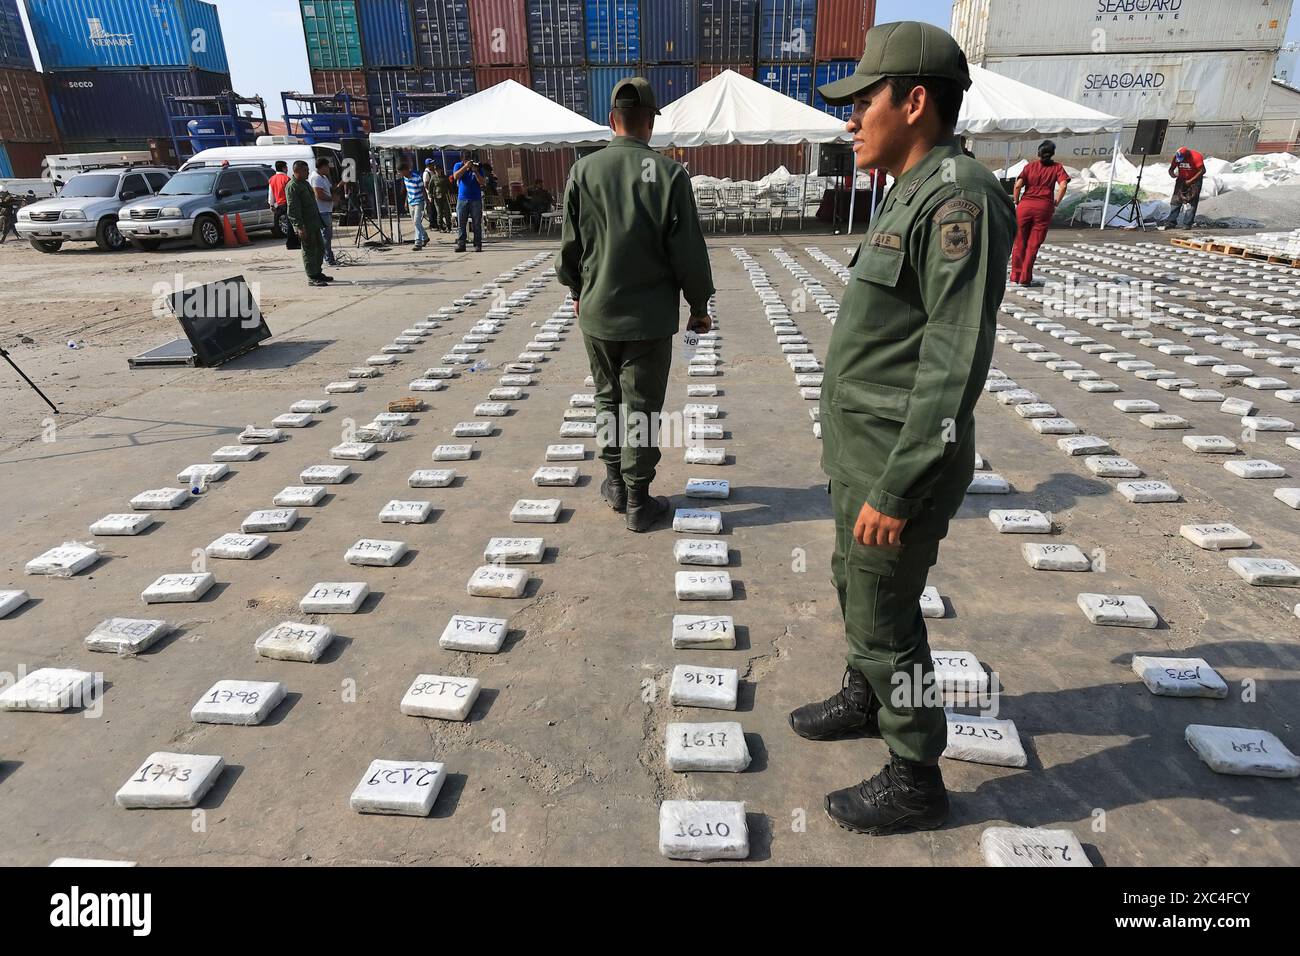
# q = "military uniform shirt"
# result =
<box><xmin>285</xmin><ymin>177</ymin><xmax>323</xmax><ymax>231</ymax></box>
<box><xmin>820</xmin><ymin>141</ymin><xmax>1015</xmax><ymax>520</ymax></box>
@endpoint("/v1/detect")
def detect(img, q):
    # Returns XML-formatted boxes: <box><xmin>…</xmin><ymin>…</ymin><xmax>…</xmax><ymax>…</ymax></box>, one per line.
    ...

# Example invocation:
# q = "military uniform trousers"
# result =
<box><xmin>298</xmin><ymin>226</ymin><xmax>325</xmax><ymax>280</ymax></box>
<box><xmin>582</xmin><ymin>333</ymin><xmax>673</xmax><ymax>489</ymax></box>
<box><xmin>830</xmin><ymin>478</ymin><xmax>953</xmax><ymax>764</ymax></box>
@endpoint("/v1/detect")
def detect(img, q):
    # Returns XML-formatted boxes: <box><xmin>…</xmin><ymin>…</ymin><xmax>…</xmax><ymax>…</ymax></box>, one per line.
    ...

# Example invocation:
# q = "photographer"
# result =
<box><xmin>450</xmin><ymin>155</ymin><xmax>486</xmax><ymax>253</ymax></box>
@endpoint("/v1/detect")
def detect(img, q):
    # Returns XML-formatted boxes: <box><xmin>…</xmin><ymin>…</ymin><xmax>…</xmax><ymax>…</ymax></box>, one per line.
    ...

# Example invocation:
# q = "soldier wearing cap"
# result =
<box><xmin>788</xmin><ymin>21</ymin><xmax>1015</xmax><ymax>834</ymax></box>
<box><xmin>557</xmin><ymin>77</ymin><xmax>715</xmax><ymax>532</ymax></box>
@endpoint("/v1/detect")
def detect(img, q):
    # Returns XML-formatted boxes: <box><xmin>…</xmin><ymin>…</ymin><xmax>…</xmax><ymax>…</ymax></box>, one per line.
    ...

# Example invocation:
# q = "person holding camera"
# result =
<box><xmin>450</xmin><ymin>155</ymin><xmax>486</xmax><ymax>253</ymax></box>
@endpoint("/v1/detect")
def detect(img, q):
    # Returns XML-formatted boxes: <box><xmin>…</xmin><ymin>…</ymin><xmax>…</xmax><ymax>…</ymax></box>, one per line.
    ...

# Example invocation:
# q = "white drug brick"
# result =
<box><xmin>345</xmin><ymin>539</ymin><xmax>408</xmax><ymax>567</ymax></box>
<box><xmin>1183</xmin><ymin>434</ymin><xmax>1238</xmax><ymax>453</ymax></box>
<box><xmin>673</xmin><ymin>509</ymin><xmax>723</xmax><ymax>534</ymax></box>
<box><xmin>1131</xmin><ymin>657</ymin><xmax>1228</xmax><ymax>698</ymax></box>
<box><xmin>1030</xmin><ymin>417</ymin><xmax>1080</xmax><ymax>435</ymax></box>
<box><xmin>1225</xmin><ymin>459</ymin><xmax>1286</xmax><ymax>479</ymax></box>
<box><xmin>84</xmin><ymin>617</ymin><xmax>170</xmax><ymax>654</ymax></box>
<box><xmin>1139</xmin><ymin>413</ymin><xmax>1190</xmax><ymax>429</ymax></box>
<box><xmin>1185</xmin><ymin>725</ymin><xmax>1300</xmax><ymax>778</ymax></box>
<box><xmin>272</xmin><ymin>486</ymin><xmax>326</xmax><ymax>508</ymax></box>
<box><xmin>290</xmin><ymin>399</ymin><xmax>331</xmax><ymax>414</ymax></box>
<box><xmin>919</xmin><ymin>586</ymin><xmax>945</xmax><ymax>619</ymax></box>
<box><xmin>300</xmin><ymin>581</ymin><xmax>369</xmax><ymax>613</ymax></box>
<box><xmin>510</xmin><ymin>498</ymin><xmax>561</xmax><ymax>523</ymax></box>
<box><xmin>545</xmin><ymin>444</ymin><xmax>585</xmax><ymax>461</ymax></box>
<box><xmin>674</xmin><ymin>539</ymin><xmax>729</xmax><ymax>566</ymax></box>
<box><xmin>212</xmin><ymin>445</ymin><xmax>260</xmax><ymax>462</ymax></box>
<box><xmin>115</xmin><ymin>753</ymin><xmax>224</xmax><ymax>808</ymax></box>
<box><xmin>670</xmin><ymin>665</ymin><xmax>738</xmax><ymax>710</ymax></box>
<box><xmin>455</xmin><ymin>421</ymin><xmax>494</xmax><ymax>438</ymax></box>
<box><xmin>1077</xmin><ymin>593</ymin><xmax>1158</xmax><ymax>627</ymax></box>
<box><xmin>988</xmin><ymin>509</ymin><xmax>1051</xmax><ymax>533</ymax></box>
<box><xmin>255</xmin><ymin>622</ymin><xmax>334</xmax><ymax>662</ymax></box>
<box><xmin>1220</xmin><ymin>397</ymin><xmax>1255</xmax><ymax>416</ymax></box>
<box><xmin>90</xmin><ymin>513</ymin><xmax>154</xmax><ymax>536</ymax></box>
<box><xmin>0</xmin><ymin>668</ymin><xmax>96</xmax><ymax>711</ymax></box>
<box><xmin>1058</xmin><ymin>435</ymin><xmax>1113</xmax><ymax>456</ymax></box>
<box><xmin>672</xmin><ymin>614</ymin><xmax>736</xmax><ymax>649</ymax></box>
<box><xmin>559</xmin><ymin>421</ymin><xmax>596</xmax><ymax>438</ymax></box>
<box><xmin>325</xmin><ymin>380</ymin><xmax>362</xmax><ymax>393</ymax></box>
<box><xmin>1178</xmin><ymin>523</ymin><xmax>1252</xmax><ymax>550</ymax></box>
<box><xmin>400</xmin><ymin>674</ymin><xmax>481</xmax><ymax>720</ymax></box>
<box><xmin>271</xmin><ymin>413</ymin><xmax>313</xmax><ymax>429</ymax></box>
<box><xmin>967</xmin><ymin>473</ymin><xmax>1010</xmax><ymax>494</ymax></box>
<box><xmin>142</xmin><ymin>572</ymin><xmax>214</xmax><ymax>603</ymax></box>
<box><xmin>1021</xmin><ymin>542</ymin><xmax>1091</xmax><ymax>571</ymax></box>
<box><xmin>433</xmin><ymin>444</ymin><xmax>473</xmax><ymax>461</ymax></box>
<box><xmin>1078</xmin><ymin>380</ymin><xmax>1120</xmax><ymax>392</ymax></box>
<box><xmin>408</xmin><ymin>469</ymin><xmax>456</xmax><ymax>489</ymax></box>
<box><xmin>466</xmin><ymin>565</ymin><xmax>529</xmax><ymax>597</ymax></box>
<box><xmin>177</xmin><ymin>463</ymin><xmax>229</xmax><ymax>484</ymax></box>
<box><xmin>484</xmin><ymin>537</ymin><xmax>545</xmax><ymax>563</ymax></box>
<box><xmin>980</xmin><ymin>827</ymin><xmax>1091</xmax><ymax>867</ymax></box>
<box><xmin>931</xmin><ymin>650</ymin><xmax>987</xmax><ymax>695</ymax></box>
<box><xmin>130</xmin><ymin>488</ymin><xmax>189</xmax><ymax>510</ymax></box>
<box><xmin>659</xmin><ymin>801</ymin><xmax>748</xmax><ymax>861</ymax></box>
<box><xmin>685</xmin><ymin>446</ymin><xmax>726</xmax><ymax>465</ymax></box>
<box><xmin>1273</xmin><ymin>487</ymin><xmax>1300</xmax><ymax>509</ymax></box>
<box><xmin>239</xmin><ymin>426</ymin><xmax>283</xmax><ymax>443</ymax></box>
<box><xmin>1228</xmin><ymin>556</ymin><xmax>1300</xmax><ymax>586</ymax></box>
<box><xmin>0</xmin><ymin>589</ymin><xmax>29</xmax><ymax>618</ymax></box>
<box><xmin>300</xmin><ymin>465</ymin><xmax>351</xmax><ymax>484</ymax></box>
<box><xmin>378</xmin><ymin>500</ymin><xmax>433</xmax><ymax>524</ymax></box>
<box><xmin>242</xmin><ymin>509</ymin><xmax>298</xmax><ymax>532</ymax></box>
<box><xmin>1084</xmin><ymin>456</ymin><xmax>1141</xmax><ymax>477</ymax></box>
<box><xmin>1114</xmin><ymin>399</ymin><xmax>1160</xmax><ymax>413</ymax></box>
<box><xmin>1117</xmin><ymin>480</ymin><xmax>1180</xmax><ymax>503</ymax></box>
<box><xmin>1015</xmin><ymin>402</ymin><xmax>1057</xmax><ymax>419</ymax></box>
<box><xmin>666</xmin><ymin>722</ymin><xmax>750</xmax><ymax>772</ymax></box>
<box><xmin>439</xmin><ymin>614</ymin><xmax>508</xmax><ymax>653</ymax></box>
<box><xmin>675</xmin><ymin>570</ymin><xmax>733</xmax><ymax>600</ymax></box>
<box><xmin>943</xmin><ymin>713</ymin><xmax>1027</xmax><ymax>767</ymax></box>
<box><xmin>331</xmin><ymin>442</ymin><xmax>377</xmax><ymax>460</ymax></box>
<box><xmin>205</xmin><ymin>533</ymin><xmax>269</xmax><ymax>560</ymax></box>
<box><xmin>350</xmin><ymin>760</ymin><xmax>447</xmax><ymax>816</ymax></box>
<box><xmin>191</xmin><ymin>680</ymin><xmax>286</xmax><ymax>725</ymax></box>
<box><xmin>1179</xmin><ymin>388</ymin><xmax>1224</xmax><ymax>402</ymax></box>
<box><xmin>1242</xmin><ymin>416</ymin><xmax>1294</xmax><ymax>432</ymax></box>
<box><xmin>532</xmin><ymin>466</ymin><xmax>578</xmax><ymax>486</ymax></box>
<box><xmin>685</xmin><ymin>478</ymin><xmax>730</xmax><ymax>499</ymax></box>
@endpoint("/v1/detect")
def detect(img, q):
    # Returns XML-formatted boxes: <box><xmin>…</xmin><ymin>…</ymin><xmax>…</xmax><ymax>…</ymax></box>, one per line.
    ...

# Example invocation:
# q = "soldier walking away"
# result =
<box><xmin>286</xmin><ymin>160</ymin><xmax>333</xmax><ymax>287</ymax></box>
<box><xmin>557</xmin><ymin>77</ymin><xmax>715</xmax><ymax>532</ymax></box>
<box><xmin>791</xmin><ymin>21</ymin><xmax>1015</xmax><ymax>835</ymax></box>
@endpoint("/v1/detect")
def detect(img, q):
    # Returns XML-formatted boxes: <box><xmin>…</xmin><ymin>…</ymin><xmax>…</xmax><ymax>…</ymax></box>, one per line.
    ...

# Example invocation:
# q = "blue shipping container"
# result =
<box><xmin>756</xmin><ymin>62</ymin><xmax>811</xmax><ymax>103</ymax></box>
<box><xmin>813</xmin><ymin>60</ymin><xmax>855</xmax><ymax>120</ymax></box>
<box><xmin>359</xmin><ymin>0</ymin><xmax>416</xmax><ymax>67</ymax></box>
<box><xmin>584</xmin><ymin>0</ymin><xmax>638</xmax><ymax>65</ymax></box>
<box><xmin>25</xmin><ymin>0</ymin><xmax>229</xmax><ymax>72</ymax></box>
<box><xmin>532</xmin><ymin>66</ymin><xmax>588</xmax><ymax>116</ymax></box>
<box><xmin>528</xmin><ymin>0</ymin><xmax>584</xmax><ymax>66</ymax></box>
<box><xmin>0</xmin><ymin>0</ymin><xmax>33</xmax><ymax>70</ymax></box>
<box><xmin>586</xmin><ymin>64</ymin><xmax>635</xmax><ymax>121</ymax></box>
<box><xmin>644</xmin><ymin>64</ymin><xmax>694</xmax><ymax>107</ymax></box>
<box><xmin>412</xmin><ymin>0</ymin><xmax>471</xmax><ymax>69</ymax></box>
<box><xmin>640</xmin><ymin>0</ymin><xmax>696</xmax><ymax>64</ymax></box>
<box><xmin>46</xmin><ymin>68</ymin><xmax>232</xmax><ymax>141</ymax></box>
<box><xmin>0</xmin><ymin>143</ymin><xmax>12</xmax><ymax>177</ymax></box>
<box><xmin>758</xmin><ymin>0</ymin><xmax>813</xmax><ymax>62</ymax></box>
<box><xmin>698</xmin><ymin>0</ymin><xmax>755</xmax><ymax>65</ymax></box>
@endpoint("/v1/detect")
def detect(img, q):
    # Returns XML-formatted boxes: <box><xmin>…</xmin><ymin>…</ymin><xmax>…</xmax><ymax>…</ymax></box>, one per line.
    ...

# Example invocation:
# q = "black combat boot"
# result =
<box><xmin>600</xmin><ymin>463</ymin><xmax>627</xmax><ymax>513</ymax></box>
<box><xmin>625</xmin><ymin>486</ymin><xmax>669</xmax><ymax>532</ymax></box>
<box><xmin>788</xmin><ymin>666</ymin><xmax>880</xmax><ymax>740</ymax></box>
<box><xmin>825</xmin><ymin>750</ymin><xmax>949</xmax><ymax>835</ymax></box>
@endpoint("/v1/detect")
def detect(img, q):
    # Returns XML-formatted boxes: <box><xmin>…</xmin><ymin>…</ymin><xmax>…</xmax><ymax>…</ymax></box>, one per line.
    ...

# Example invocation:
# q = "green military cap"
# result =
<box><xmin>611</xmin><ymin>76</ymin><xmax>661</xmax><ymax>115</ymax></box>
<box><xmin>818</xmin><ymin>21</ymin><xmax>972</xmax><ymax>106</ymax></box>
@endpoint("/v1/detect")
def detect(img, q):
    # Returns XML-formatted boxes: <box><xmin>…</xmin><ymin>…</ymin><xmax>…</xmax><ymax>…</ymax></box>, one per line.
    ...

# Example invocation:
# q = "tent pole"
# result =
<box><xmin>847</xmin><ymin>171</ymin><xmax>856</xmax><ymax>236</ymax></box>
<box><xmin>800</xmin><ymin>143</ymin><xmax>808</xmax><ymax>231</ymax></box>
<box><xmin>1100</xmin><ymin>130</ymin><xmax>1121</xmax><ymax>229</ymax></box>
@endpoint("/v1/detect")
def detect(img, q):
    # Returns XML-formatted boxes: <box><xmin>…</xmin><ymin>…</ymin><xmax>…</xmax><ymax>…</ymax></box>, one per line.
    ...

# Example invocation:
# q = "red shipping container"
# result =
<box><xmin>521</xmin><ymin>147</ymin><xmax>575</xmax><ymax>192</ymax></box>
<box><xmin>469</xmin><ymin>0</ymin><xmax>529</xmax><ymax>66</ymax></box>
<box><xmin>1</xmin><ymin>140</ymin><xmax>59</xmax><ymax>177</ymax></box>
<box><xmin>0</xmin><ymin>68</ymin><xmax>57</xmax><ymax>144</ymax></box>
<box><xmin>662</xmin><ymin>143</ymin><xmax>809</xmax><ymax>179</ymax></box>
<box><xmin>474</xmin><ymin>65</ymin><xmax>531</xmax><ymax>91</ymax></box>
<box><xmin>698</xmin><ymin>62</ymin><xmax>755</xmax><ymax>82</ymax></box>
<box><xmin>813</xmin><ymin>0</ymin><xmax>874</xmax><ymax>62</ymax></box>
<box><xmin>310</xmin><ymin>69</ymin><xmax>371</xmax><ymax>115</ymax></box>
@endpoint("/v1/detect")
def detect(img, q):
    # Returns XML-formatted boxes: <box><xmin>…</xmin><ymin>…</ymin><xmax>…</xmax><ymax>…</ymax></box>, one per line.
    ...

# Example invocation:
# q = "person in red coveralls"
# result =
<box><xmin>1163</xmin><ymin>146</ymin><xmax>1205</xmax><ymax>229</ymax></box>
<box><xmin>1010</xmin><ymin>140</ymin><xmax>1069</xmax><ymax>287</ymax></box>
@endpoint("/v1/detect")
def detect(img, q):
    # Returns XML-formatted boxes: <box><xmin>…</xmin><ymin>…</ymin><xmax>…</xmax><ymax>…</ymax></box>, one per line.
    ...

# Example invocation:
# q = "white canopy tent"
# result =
<box><xmin>958</xmin><ymin>65</ymin><xmax>1125</xmax><ymax>228</ymax></box>
<box><xmin>369</xmin><ymin>79</ymin><xmax>612</xmax><ymax>148</ymax></box>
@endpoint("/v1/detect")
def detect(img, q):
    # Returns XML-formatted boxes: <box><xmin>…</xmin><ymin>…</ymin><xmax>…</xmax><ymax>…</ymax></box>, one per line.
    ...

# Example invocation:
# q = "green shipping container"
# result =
<box><xmin>301</xmin><ymin>1</ymin><xmax>362</xmax><ymax>69</ymax></box>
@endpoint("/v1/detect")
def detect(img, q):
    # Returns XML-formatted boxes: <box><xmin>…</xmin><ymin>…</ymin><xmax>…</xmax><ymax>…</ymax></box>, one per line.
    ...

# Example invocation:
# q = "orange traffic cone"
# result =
<box><xmin>221</xmin><ymin>214</ymin><xmax>238</xmax><ymax>247</ymax></box>
<box><xmin>233</xmin><ymin>213</ymin><xmax>251</xmax><ymax>245</ymax></box>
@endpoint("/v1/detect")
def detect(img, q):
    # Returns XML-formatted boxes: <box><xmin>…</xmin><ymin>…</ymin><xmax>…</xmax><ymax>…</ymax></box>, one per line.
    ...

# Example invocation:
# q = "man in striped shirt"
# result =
<box><xmin>399</xmin><ymin>162</ymin><xmax>428</xmax><ymax>251</ymax></box>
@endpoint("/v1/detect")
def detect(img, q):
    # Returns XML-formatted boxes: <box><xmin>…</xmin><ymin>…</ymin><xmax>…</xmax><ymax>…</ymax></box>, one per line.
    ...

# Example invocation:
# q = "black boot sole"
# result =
<box><xmin>600</xmin><ymin>478</ymin><xmax>627</xmax><ymax>514</ymax></box>
<box><xmin>788</xmin><ymin>712</ymin><xmax>880</xmax><ymax>741</ymax></box>
<box><xmin>824</xmin><ymin>802</ymin><xmax>948</xmax><ymax>836</ymax></box>
<box><xmin>626</xmin><ymin>497</ymin><xmax>669</xmax><ymax>533</ymax></box>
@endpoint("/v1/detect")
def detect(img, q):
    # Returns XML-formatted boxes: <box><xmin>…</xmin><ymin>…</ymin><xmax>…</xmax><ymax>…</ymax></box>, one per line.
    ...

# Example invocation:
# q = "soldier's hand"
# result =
<box><xmin>687</xmin><ymin>314</ymin><xmax>712</xmax><ymax>333</ymax></box>
<box><xmin>853</xmin><ymin>501</ymin><xmax>907</xmax><ymax>548</ymax></box>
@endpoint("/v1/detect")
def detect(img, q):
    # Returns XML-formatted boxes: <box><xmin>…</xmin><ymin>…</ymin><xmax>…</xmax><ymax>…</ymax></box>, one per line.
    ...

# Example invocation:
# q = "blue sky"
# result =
<box><xmin>16</xmin><ymin>0</ymin><xmax>1300</xmax><ymax>121</ymax></box>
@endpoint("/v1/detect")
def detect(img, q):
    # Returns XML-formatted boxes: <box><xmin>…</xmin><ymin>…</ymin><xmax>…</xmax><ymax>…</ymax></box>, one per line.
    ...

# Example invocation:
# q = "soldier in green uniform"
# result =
<box><xmin>788</xmin><ymin>21</ymin><xmax>1015</xmax><ymax>834</ymax></box>
<box><xmin>286</xmin><ymin>160</ymin><xmax>332</xmax><ymax>288</ymax></box>
<box><xmin>557</xmin><ymin>78</ymin><xmax>715</xmax><ymax>532</ymax></box>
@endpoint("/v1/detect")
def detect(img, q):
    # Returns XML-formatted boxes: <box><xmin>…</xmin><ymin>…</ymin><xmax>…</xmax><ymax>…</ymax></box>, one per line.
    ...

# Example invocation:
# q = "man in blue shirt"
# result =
<box><xmin>399</xmin><ymin>162</ymin><xmax>428</xmax><ymax>251</ymax></box>
<box><xmin>451</xmin><ymin>155</ymin><xmax>486</xmax><ymax>253</ymax></box>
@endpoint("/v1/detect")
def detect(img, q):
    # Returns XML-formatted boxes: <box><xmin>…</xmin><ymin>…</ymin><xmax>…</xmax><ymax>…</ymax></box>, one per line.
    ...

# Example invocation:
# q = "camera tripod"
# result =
<box><xmin>0</xmin><ymin>344</ymin><xmax>58</xmax><ymax>413</ymax></box>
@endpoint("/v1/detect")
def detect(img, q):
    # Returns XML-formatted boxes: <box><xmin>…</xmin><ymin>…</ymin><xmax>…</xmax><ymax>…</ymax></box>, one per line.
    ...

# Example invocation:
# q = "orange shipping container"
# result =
<box><xmin>469</xmin><ymin>0</ymin><xmax>529</xmax><ymax>66</ymax></box>
<box><xmin>698</xmin><ymin>62</ymin><xmax>755</xmax><ymax>82</ymax></box>
<box><xmin>0</xmin><ymin>140</ymin><xmax>59</xmax><ymax>178</ymax></box>
<box><xmin>0</xmin><ymin>68</ymin><xmax>57</xmax><ymax>144</ymax></box>
<box><xmin>310</xmin><ymin>69</ymin><xmax>371</xmax><ymax>115</ymax></box>
<box><xmin>813</xmin><ymin>0</ymin><xmax>874</xmax><ymax>62</ymax></box>
<box><xmin>662</xmin><ymin>143</ymin><xmax>809</xmax><ymax>180</ymax></box>
<box><xmin>474</xmin><ymin>65</ymin><xmax>531</xmax><ymax>92</ymax></box>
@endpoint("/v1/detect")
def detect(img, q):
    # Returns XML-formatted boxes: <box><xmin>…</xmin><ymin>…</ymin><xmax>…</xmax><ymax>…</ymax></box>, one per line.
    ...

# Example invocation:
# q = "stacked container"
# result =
<box><xmin>0</xmin><ymin>0</ymin><xmax>56</xmax><ymax>174</ymax></box>
<box><xmin>951</xmin><ymin>0</ymin><xmax>1291</xmax><ymax>161</ymax></box>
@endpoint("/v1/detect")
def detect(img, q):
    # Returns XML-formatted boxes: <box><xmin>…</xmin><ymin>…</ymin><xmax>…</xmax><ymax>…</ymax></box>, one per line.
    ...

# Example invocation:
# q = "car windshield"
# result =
<box><xmin>60</xmin><ymin>174</ymin><xmax>119</xmax><ymax>198</ymax></box>
<box><xmin>159</xmin><ymin>171</ymin><xmax>217</xmax><ymax>196</ymax></box>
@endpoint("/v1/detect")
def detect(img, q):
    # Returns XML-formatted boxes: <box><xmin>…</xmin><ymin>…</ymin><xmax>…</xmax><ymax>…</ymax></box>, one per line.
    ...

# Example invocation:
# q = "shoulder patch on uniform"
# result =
<box><xmin>939</xmin><ymin>221</ymin><xmax>973</xmax><ymax>261</ymax></box>
<box><xmin>869</xmin><ymin>231</ymin><xmax>902</xmax><ymax>251</ymax></box>
<box><xmin>932</xmin><ymin>196</ymin><xmax>982</xmax><ymax>223</ymax></box>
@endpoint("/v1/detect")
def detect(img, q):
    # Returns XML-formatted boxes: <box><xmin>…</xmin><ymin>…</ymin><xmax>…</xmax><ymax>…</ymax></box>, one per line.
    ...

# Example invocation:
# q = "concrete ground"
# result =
<box><xmin>0</xmin><ymin>224</ymin><xmax>1296</xmax><ymax>866</ymax></box>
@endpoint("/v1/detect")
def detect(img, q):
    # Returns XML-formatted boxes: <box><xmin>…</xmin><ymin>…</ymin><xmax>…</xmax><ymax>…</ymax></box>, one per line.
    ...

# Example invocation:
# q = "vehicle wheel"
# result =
<box><xmin>29</xmin><ymin>238</ymin><xmax>62</xmax><ymax>253</ymax></box>
<box><xmin>94</xmin><ymin>217</ymin><xmax>126</xmax><ymax>251</ymax></box>
<box><xmin>129</xmin><ymin>238</ymin><xmax>163</xmax><ymax>252</ymax></box>
<box><xmin>194</xmin><ymin>214</ymin><xmax>223</xmax><ymax>249</ymax></box>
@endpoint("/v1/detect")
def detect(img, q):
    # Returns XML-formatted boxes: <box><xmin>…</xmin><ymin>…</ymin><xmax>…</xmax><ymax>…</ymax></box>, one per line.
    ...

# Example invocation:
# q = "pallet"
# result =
<box><xmin>1165</xmin><ymin>235</ymin><xmax>1300</xmax><ymax>269</ymax></box>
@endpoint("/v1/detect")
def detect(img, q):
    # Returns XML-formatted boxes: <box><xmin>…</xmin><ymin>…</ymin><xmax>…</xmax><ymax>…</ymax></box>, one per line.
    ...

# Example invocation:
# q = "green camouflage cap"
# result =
<box><xmin>818</xmin><ymin>21</ymin><xmax>972</xmax><ymax>106</ymax></box>
<box><xmin>610</xmin><ymin>76</ymin><xmax>661</xmax><ymax>115</ymax></box>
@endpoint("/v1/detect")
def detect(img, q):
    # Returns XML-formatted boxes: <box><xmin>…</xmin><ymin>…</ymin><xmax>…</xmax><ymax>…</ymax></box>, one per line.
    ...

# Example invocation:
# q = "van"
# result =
<box><xmin>180</xmin><ymin>138</ymin><xmax>344</xmax><ymax>182</ymax></box>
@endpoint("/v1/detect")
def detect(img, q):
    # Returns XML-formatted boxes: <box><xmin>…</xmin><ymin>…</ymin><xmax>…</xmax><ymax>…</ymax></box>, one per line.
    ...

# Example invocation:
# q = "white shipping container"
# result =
<box><xmin>983</xmin><ymin>50</ymin><xmax>1277</xmax><ymax>126</ymax></box>
<box><xmin>974</xmin><ymin>122</ymin><xmax>1261</xmax><ymax>163</ymax></box>
<box><xmin>953</xmin><ymin>0</ymin><xmax>1292</xmax><ymax>59</ymax></box>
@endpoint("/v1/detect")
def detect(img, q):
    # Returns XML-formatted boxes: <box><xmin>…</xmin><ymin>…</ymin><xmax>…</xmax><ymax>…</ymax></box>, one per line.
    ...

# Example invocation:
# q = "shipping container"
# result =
<box><xmin>585</xmin><ymin>0</ymin><xmax>639</xmax><ymax>64</ymax></box>
<box><xmin>984</xmin><ymin>50</ymin><xmax>1277</xmax><ymax>127</ymax></box>
<box><xmin>641</xmin><ymin>0</ymin><xmax>697</xmax><ymax>63</ymax></box>
<box><xmin>587</xmin><ymin>64</ymin><xmax>637</xmax><ymax>120</ymax></box>
<box><xmin>0</xmin><ymin>142</ymin><xmax>9</xmax><ymax>177</ymax></box>
<box><xmin>413</xmin><ymin>0</ymin><xmax>472</xmax><ymax>68</ymax></box>
<box><xmin>366</xmin><ymin>67</ymin><xmax>474</xmax><ymax>128</ymax></box>
<box><xmin>757</xmin><ymin>61</ymin><xmax>812</xmax><ymax>102</ymax></box>
<box><xmin>812</xmin><ymin>59</ymin><xmax>856</xmax><ymax>119</ymax></box>
<box><xmin>359</xmin><ymin>0</ymin><xmax>417</xmax><ymax>66</ymax></box>
<box><xmin>645</xmin><ymin>64</ymin><xmax>695</xmax><ymax>106</ymax></box>
<box><xmin>521</xmin><ymin>146</ymin><xmax>574</xmax><ymax>190</ymax></box>
<box><xmin>26</xmin><ymin>0</ymin><xmax>229</xmax><ymax>72</ymax></box>
<box><xmin>528</xmin><ymin>0</ymin><xmax>585</xmax><ymax>65</ymax></box>
<box><xmin>45</xmin><ymin>68</ymin><xmax>232</xmax><ymax>142</ymax></box>
<box><xmin>813</xmin><ymin>0</ymin><xmax>872</xmax><ymax>61</ymax></box>
<box><xmin>0</xmin><ymin>0</ymin><xmax>33</xmax><ymax>70</ymax></box>
<box><xmin>532</xmin><ymin>65</ymin><xmax>589</xmax><ymax>115</ymax></box>
<box><xmin>0</xmin><ymin>68</ymin><xmax>57</xmax><ymax>143</ymax></box>
<box><xmin>474</xmin><ymin>65</ymin><xmax>531</xmax><ymax>90</ymax></box>
<box><xmin>758</xmin><ymin>0</ymin><xmax>815</xmax><ymax>62</ymax></box>
<box><xmin>973</xmin><ymin>122</ymin><xmax>1262</xmax><ymax>165</ymax></box>
<box><xmin>301</xmin><ymin>0</ymin><xmax>363</xmax><ymax>69</ymax></box>
<box><xmin>0</xmin><ymin>140</ymin><xmax>59</xmax><ymax>177</ymax></box>
<box><xmin>953</xmin><ymin>0</ymin><xmax>1292</xmax><ymax>61</ymax></box>
<box><xmin>310</xmin><ymin>68</ymin><xmax>371</xmax><ymax>113</ymax></box>
<box><xmin>699</xmin><ymin>0</ymin><xmax>757</xmax><ymax>64</ymax></box>
<box><xmin>469</xmin><ymin>0</ymin><xmax>529</xmax><ymax>65</ymax></box>
<box><xmin>662</xmin><ymin>142</ymin><xmax>808</xmax><ymax>178</ymax></box>
<box><xmin>699</xmin><ymin>61</ymin><xmax>755</xmax><ymax>81</ymax></box>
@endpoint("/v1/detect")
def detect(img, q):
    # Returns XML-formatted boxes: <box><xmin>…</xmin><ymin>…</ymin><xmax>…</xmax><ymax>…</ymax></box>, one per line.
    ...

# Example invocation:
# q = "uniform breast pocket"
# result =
<box><xmin>843</xmin><ymin>246</ymin><xmax>913</xmax><ymax>340</ymax></box>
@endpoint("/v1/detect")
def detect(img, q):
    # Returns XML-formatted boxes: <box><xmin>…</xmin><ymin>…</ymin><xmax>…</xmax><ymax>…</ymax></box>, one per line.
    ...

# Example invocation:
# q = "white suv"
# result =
<box><xmin>15</xmin><ymin>166</ymin><xmax>173</xmax><ymax>253</ymax></box>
